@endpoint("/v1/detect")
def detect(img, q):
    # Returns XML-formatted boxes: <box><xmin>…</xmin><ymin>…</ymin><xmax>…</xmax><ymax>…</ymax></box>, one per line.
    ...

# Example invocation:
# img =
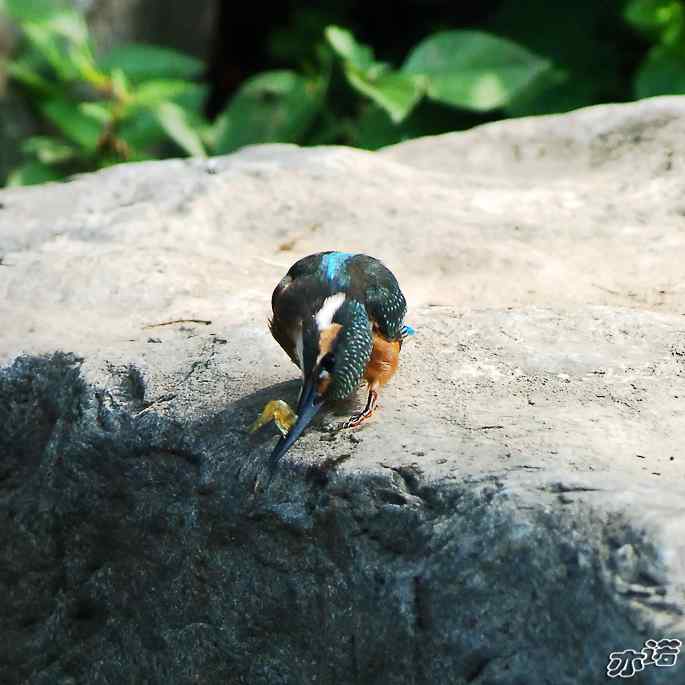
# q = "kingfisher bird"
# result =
<box><xmin>267</xmin><ymin>251</ymin><xmax>412</xmax><ymax>469</ymax></box>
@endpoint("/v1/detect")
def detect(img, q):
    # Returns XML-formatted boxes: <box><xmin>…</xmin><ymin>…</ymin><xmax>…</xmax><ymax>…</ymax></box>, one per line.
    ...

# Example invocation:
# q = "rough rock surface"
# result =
<box><xmin>1</xmin><ymin>96</ymin><xmax>685</xmax><ymax>684</ymax></box>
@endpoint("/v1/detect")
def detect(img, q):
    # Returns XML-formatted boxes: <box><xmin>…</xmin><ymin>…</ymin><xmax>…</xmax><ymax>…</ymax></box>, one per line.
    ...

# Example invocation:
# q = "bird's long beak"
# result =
<box><xmin>268</xmin><ymin>375</ymin><xmax>324</xmax><ymax>470</ymax></box>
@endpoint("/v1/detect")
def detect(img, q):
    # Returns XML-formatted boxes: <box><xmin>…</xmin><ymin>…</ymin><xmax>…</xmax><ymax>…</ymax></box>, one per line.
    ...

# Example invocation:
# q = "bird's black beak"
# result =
<box><xmin>268</xmin><ymin>375</ymin><xmax>324</xmax><ymax>470</ymax></box>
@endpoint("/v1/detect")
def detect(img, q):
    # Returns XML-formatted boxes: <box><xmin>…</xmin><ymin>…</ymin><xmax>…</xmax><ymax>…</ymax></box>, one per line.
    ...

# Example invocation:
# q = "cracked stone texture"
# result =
<box><xmin>1</xmin><ymin>96</ymin><xmax>685</xmax><ymax>684</ymax></box>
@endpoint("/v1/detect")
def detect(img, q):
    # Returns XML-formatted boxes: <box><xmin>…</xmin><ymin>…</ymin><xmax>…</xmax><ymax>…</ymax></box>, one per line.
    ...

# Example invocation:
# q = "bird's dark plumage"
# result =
<box><xmin>267</xmin><ymin>251</ymin><xmax>410</xmax><ymax>468</ymax></box>
<box><xmin>270</xmin><ymin>252</ymin><xmax>407</xmax><ymax>350</ymax></box>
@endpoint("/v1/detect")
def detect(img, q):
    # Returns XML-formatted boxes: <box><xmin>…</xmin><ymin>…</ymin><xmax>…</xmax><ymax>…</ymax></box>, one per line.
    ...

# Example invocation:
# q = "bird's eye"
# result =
<box><xmin>320</xmin><ymin>353</ymin><xmax>335</xmax><ymax>372</ymax></box>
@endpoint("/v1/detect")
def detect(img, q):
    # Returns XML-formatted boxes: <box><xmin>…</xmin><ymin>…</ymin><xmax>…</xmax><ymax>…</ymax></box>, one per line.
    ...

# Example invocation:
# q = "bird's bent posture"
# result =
<box><xmin>268</xmin><ymin>251</ymin><xmax>411</xmax><ymax>468</ymax></box>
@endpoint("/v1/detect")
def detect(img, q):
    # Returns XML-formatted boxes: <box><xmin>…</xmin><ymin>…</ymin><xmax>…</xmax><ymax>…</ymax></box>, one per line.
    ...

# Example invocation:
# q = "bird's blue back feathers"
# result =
<box><xmin>322</xmin><ymin>251</ymin><xmax>354</xmax><ymax>285</ymax></box>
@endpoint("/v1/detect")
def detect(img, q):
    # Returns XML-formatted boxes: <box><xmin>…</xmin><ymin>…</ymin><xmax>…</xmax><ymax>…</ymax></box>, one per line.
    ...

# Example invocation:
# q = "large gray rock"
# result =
<box><xmin>1</xmin><ymin>96</ymin><xmax>685</xmax><ymax>684</ymax></box>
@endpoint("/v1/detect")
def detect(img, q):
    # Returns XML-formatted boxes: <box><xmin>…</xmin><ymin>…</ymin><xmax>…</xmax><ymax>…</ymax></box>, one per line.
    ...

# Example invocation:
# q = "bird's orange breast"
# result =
<box><xmin>364</xmin><ymin>334</ymin><xmax>401</xmax><ymax>388</ymax></box>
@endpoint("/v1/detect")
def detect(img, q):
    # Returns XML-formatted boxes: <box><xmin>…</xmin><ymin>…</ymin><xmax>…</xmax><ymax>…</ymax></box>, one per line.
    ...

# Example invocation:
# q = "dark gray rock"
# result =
<box><xmin>1</xmin><ymin>97</ymin><xmax>685</xmax><ymax>684</ymax></box>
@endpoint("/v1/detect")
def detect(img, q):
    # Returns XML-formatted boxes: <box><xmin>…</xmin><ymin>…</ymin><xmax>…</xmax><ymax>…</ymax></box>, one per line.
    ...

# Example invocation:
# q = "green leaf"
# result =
<box><xmin>6</xmin><ymin>160</ymin><xmax>65</xmax><ymax>187</ymax></box>
<box><xmin>98</xmin><ymin>43</ymin><xmax>204</xmax><ymax>83</ymax></box>
<box><xmin>6</xmin><ymin>58</ymin><xmax>54</xmax><ymax>92</ymax></box>
<box><xmin>490</xmin><ymin>0</ymin><xmax>623</xmax><ymax>106</ymax></box>
<box><xmin>4</xmin><ymin>0</ymin><xmax>66</xmax><ymax>22</ymax></box>
<box><xmin>624</xmin><ymin>0</ymin><xmax>684</xmax><ymax>43</ymax></box>
<box><xmin>17</xmin><ymin>7</ymin><xmax>93</xmax><ymax>81</ymax></box>
<box><xmin>325</xmin><ymin>25</ymin><xmax>375</xmax><ymax>69</ymax></box>
<box><xmin>154</xmin><ymin>102</ymin><xmax>206</xmax><ymax>157</ymax></box>
<box><xmin>39</xmin><ymin>98</ymin><xmax>101</xmax><ymax>151</ymax></box>
<box><xmin>504</xmin><ymin>67</ymin><xmax>595</xmax><ymax>117</ymax></box>
<box><xmin>403</xmin><ymin>30</ymin><xmax>551</xmax><ymax>111</ymax></box>
<box><xmin>352</xmin><ymin>105</ymin><xmax>407</xmax><ymax>150</ymax></box>
<box><xmin>118</xmin><ymin>111</ymin><xmax>167</xmax><ymax>152</ymax></box>
<box><xmin>68</xmin><ymin>46</ymin><xmax>109</xmax><ymax>88</ymax></box>
<box><xmin>49</xmin><ymin>8</ymin><xmax>90</xmax><ymax>48</ymax></box>
<box><xmin>110</xmin><ymin>67</ymin><xmax>130</xmax><ymax>99</ymax></box>
<box><xmin>344</xmin><ymin>65</ymin><xmax>424</xmax><ymax>122</ymax></box>
<box><xmin>302</xmin><ymin>109</ymin><xmax>347</xmax><ymax>146</ymax></box>
<box><xmin>213</xmin><ymin>70</ymin><xmax>322</xmax><ymax>154</ymax></box>
<box><xmin>22</xmin><ymin>21</ymin><xmax>77</xmax><ymax>80</ymax></box>
<box><xmin>22</xmin><ymin>136</ymin><xmax>76</xmax><ymax>164</ymax></box>
<box><xmin>634</xmin><ymin>45</ymin><xmax>685</xmax><ymax>97</ymax></box>
<box><xmin>79</xmin><ymin>102</ymin><xmax>112</xmax><ymax>125</ymax></box>
<box><xmin>130</xmin><ymin>79</ymin><xmax>195</xmax><ymax>108</ymax></box>
<box><xmin>173</xmin><ymin>83</ymin><xmax>210</xmax><ymax>123</ymax></box>
<box><xmin>120</xmin><ymin>110</ymin><xmax>204</xmax><ymax>161</ymax></box>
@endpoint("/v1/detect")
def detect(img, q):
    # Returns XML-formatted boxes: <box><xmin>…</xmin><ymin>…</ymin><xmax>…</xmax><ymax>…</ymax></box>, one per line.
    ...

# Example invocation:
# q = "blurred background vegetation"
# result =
<box><xmin>1</xmin><ymin>0</ymin><xmax>684</xmax><ymax>187</ymax></box>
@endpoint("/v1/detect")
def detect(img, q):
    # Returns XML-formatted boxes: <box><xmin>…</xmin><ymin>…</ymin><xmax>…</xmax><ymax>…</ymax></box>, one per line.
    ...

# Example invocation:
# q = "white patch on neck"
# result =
<box><xmin>294</xmin><ymin>324</ymin><xmax>304</xmax><ymax>371</ymax></box>
<box><xmin>315</xmin><ymin>292</ymin><xmax>346</xmax><ymax>331</ymax></box>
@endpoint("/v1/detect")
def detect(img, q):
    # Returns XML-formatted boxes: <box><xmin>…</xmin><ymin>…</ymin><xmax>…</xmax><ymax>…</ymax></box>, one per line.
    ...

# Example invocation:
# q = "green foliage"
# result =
<box><xmin>625</xmin><ymin>0</ymin><xmax>685</xmax><ymax>97</ymax></box>
<box><xmin>323</xmin><ymin>26</ymin><xmax>551</xmax><ymax>123</ymax></box>
<box><xmin>98</xmin><ymin>44</ymin><xmax>204</xmax><ymax>83</ymax></box>
<box><xmin>39</xmin><ymin>97</ymin><xmax>101</xmax><ymax>150</ymax></box>
<box><xmin>1</xmin><ymin>0</ymin><xmax>208</xmax><ymax>184</ymax></box>
<box><xmin>6</xmin><ymin>160</ymin><xmax>64</xmax><ymax>187</ymax></box>
<box><xmin>4</xmin><ymin>0</ymin><xmax>65</xmax><ymax>23</ymax></box>
<box><xmin>625</xmin><ymin>0</ymin><xmax>684</xmax><ymax>42</ymax></box>
<box><xmin>213</xmin><ymin>71</ymin><xmax>323</xmax><ymax>153</ymax></box>
<box><xmin>326</xmin><ymin>26</ymin><xmax>424</xmax><ymax>123</ymax></box>
<box><xmin>404</xmin><ymin>30</ymin><xmax>551</xmax><ymax>111</ymax></box>
<box><xmin>3</xmin><ymin>0</ymin><xmax>685</xmax><ymax>186</ymax></box>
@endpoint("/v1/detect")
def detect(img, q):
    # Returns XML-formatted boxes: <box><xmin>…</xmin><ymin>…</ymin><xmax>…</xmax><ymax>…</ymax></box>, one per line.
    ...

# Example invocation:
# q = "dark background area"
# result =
<box><xmin>205</xmin><ymin>0</ymin><xmax>645</xmax><ymax>120</ymax></box>
<box><xmin>1</xmin><ymin>0</ymin><xmax>681</xmax><ymax>185</ymax></box>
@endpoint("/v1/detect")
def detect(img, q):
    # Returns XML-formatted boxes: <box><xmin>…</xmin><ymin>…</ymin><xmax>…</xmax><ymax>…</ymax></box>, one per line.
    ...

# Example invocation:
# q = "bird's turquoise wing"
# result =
<box><xmin>346</xmin><ymin>255</ymin><xmax>407</xmax><ymax>341</ymax></box>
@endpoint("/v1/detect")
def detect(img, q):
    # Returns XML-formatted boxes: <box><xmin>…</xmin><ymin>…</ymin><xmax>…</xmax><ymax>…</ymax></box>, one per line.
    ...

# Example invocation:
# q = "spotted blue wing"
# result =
<box><xmin>345</xmin><ymin>255</ymin><xmax>407</xmax><ymax>341</ymax></box>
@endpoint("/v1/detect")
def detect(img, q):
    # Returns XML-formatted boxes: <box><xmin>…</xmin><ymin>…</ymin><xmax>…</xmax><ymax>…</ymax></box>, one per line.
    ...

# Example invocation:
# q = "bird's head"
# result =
<box><xmin>269</xmin><ymin>295</ymin><xmax>372</xmax><ymax>468</ymax></box>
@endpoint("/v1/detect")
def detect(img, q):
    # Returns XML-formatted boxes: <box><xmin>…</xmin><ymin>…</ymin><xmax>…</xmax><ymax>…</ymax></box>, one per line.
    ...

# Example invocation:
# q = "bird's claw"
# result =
<box><xmin>341</xmin><ymin>389</ymin><xmax>378</xmax><ymax>429</ymax></box>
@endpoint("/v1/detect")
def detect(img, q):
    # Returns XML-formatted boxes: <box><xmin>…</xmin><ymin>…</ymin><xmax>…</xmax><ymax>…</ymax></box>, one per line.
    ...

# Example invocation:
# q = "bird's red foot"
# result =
<box><xmin>342</xmin><ymin>389</ymin><xmax>378</xmax><ymax>429</ymax></box>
